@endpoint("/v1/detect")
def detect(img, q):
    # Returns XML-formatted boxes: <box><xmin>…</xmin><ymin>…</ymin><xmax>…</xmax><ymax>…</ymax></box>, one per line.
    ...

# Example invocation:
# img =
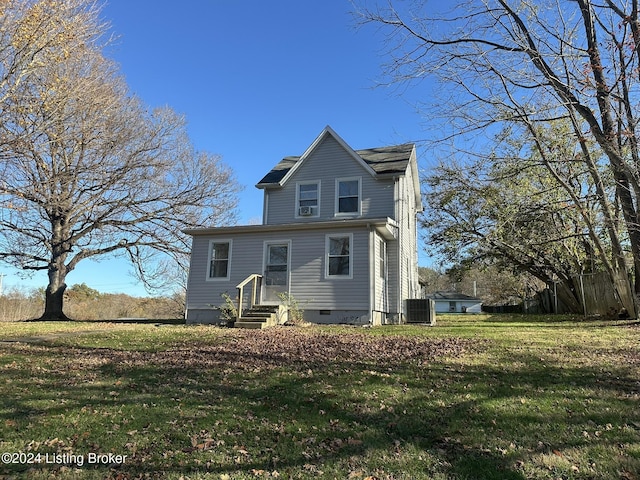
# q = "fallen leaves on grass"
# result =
<box><xmin>123</xmin><ymin>328</ymin><xmax>483</xmax><ymax>372</ymax></box>
<box><xmin>3</xmin><ymin>328</ymin><xmax>483</xmax><ymax>373</ymax></box>
<box><xmin>182</xmin><ymin>328</ymin><xmax>481</xmax><ymax>375</ymax></box>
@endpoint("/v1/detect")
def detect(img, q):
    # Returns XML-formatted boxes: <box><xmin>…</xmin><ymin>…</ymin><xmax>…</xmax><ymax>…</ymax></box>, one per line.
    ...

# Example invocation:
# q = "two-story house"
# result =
<box><xmin>184</xmin><ymin>126</ymin><xmax>422</xmax><ymax>325</ymax></box>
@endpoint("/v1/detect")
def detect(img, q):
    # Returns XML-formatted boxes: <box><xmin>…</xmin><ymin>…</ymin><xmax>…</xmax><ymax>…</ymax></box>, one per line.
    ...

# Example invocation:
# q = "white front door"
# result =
<box><xmin>262</xmin><ymin>241</ymin><xmax>290</xmax><ymax>304</ymax></box>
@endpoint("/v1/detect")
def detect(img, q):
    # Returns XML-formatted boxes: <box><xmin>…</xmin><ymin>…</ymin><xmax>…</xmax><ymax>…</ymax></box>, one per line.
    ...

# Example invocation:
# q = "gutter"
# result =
<box><xmin>183</xmin><ymin>217</ymin><xmax>399</xmax><ymax>237</ymax></box>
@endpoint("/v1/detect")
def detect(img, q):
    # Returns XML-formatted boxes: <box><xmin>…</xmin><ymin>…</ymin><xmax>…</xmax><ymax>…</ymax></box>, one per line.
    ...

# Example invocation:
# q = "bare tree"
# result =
<box><xmin>423</xmin><ymin>123</ymin><xmax>616</xmax><ymax>313</ymax></box>
<box><xmin>0</xmin><ymin>0</ymin><xmax>104</xmax><ymax>102</ymax></box>
<box><xmin>0</xmin><ymin>0</ymin><xmax>240</xmax><ymax>320</ymax></box>
<box><xmin>359</xmin><ymin>0</ymin><xmax>640</xmax><ymax>313</ymax></box>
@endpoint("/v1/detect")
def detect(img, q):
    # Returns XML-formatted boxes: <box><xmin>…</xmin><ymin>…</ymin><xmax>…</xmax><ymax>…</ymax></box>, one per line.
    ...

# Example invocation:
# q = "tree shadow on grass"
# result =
<box><xmin>1</xmin><ymin>333</ymin><xmax>639</xmax><ymax>479</ymax></box>
<box><xmin>441</xmin><ymin>313</ymin><xmax>640</xmax><ymax>327</ymax></box>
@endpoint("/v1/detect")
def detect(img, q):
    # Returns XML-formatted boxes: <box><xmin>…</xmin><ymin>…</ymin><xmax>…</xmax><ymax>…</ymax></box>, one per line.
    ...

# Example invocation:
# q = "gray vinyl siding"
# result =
<box><xmin>186</xmin><ymin>227</ymin><xmax>371</xmax><ymax>314</ymax></box>
<box><xmin>404</xmin><ymin>163</ymin><xmax>420</xmax><ymax>298</ymax></box>
<box><xmin>373</xmin><ymin>232</ymin><xmax>388</xmax><ymax>313</ymax></box>
<box><xmin>394</xmin><ymin>167</ymin><xmax>421</xmax><ymax>313</ymax></box>
<box><xmin>398</xmin><ymin>174</ymin><xmax>408</xmax><ymax>306</ymax></box>
<box><xmin>386</xmin><ymin>238</ymin><xmax>400</xmax><ymax>319</ymax></box>
<box><xmin>265</xmin><ymin>135</ymin><xmax>395</xmax><ymax>225</ymax></box>
<box><xmin>186</xmin><ymin>131</ymin><xmax>421</xmax><ymax>324</ymax></box>
<box><xmin>373</xmin><ymin>234</ymin><xmax>382</xmax><ymax>312</ymax></box>
<box><xmin>186</xmin><ymin>234</ymin><xmax>263</xmax><ymax>311</ymax></box>
<box><xmin>289</xmin><ymin>229</ymin><xmax>370</xmax><ymax>310</ymax></box>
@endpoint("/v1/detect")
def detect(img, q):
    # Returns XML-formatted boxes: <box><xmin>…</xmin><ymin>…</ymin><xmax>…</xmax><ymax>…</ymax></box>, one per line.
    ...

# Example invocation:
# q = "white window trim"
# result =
<box><xmin>295</xmin><ymin>180</ymin><xmax>321</xmax><ymax>218</ymax></box>
<box><xmin>206</xmin><ymin>239</ymin><xmax>232</xmax><ymax>281</ymax></box>
<box><xmin>334</xmin><ymin>176</ymin><xmax>362</xmax><ymax>217</ymax></box>
<box><xmin>325</xmin><ymin>233</ymin><xmax>353</xmax><ymax>279</ymax></box>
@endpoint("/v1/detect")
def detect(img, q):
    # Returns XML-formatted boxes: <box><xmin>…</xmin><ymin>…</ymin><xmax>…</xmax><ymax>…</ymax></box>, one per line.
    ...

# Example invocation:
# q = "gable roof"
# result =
<box><xmin>426</xmin><ymin>291</ymin><xmax>482</xmax><ymax>302</ymax></box>
<box><xmin>256</xmin><ymin>125</ymin><xmax>415</xmax><ymax>188</ymax></box>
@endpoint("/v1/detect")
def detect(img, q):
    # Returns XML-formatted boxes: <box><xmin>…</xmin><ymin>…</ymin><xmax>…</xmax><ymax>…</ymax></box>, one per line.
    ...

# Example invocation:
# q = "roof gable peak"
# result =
<box><xmin>256</xmin><ymin>126</ymin><xmax>416</xmax><ymax>188</ymax></box>
<box><xmin>266</xmin><ymin>126</ymin><xmax>377</xmax><ymax>188</ymax></box>
<box><xmin>284</xmin><ymin>126</ymin><xmax>377</xmax><ymax>185</ymax></box>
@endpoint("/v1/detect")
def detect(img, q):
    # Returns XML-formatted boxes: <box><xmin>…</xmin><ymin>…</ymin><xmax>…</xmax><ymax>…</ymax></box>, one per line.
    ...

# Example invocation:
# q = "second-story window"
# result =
<box><xmin>296</xmin><ymin>181</ymin><xmax>320</xmax><ymax>217</ymax></box>
<box><xmin>336</xmin><ymin>177</ymin><xmax>361</xmax><ymax>215</ymax></box>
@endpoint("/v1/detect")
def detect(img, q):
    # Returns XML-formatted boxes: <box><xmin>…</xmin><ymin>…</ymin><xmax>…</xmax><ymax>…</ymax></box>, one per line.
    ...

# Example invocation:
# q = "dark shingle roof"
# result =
<box><xmin>257</xmin><ymin>156</ymin><xmax>299</xmax><ymax>185</ymax></box>
<box><xmin>357</xmin><ymin>144</ymin><xmax>415</xmax><ymax>175</ymax></box>
<box><xmin>426</xmin><ymin>292</ymin><xmax>482</xmax><ymax>301</ymax></box>
<box><xmin>257</xmin><ymin>143</ymin><xmax>415</xmax><ymax>186</ymax></box>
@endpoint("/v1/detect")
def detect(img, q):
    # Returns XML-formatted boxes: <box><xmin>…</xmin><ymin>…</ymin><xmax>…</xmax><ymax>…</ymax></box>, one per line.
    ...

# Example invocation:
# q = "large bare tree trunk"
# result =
<box><xmin>40</xmin><ymin>247</ymin><xmax>71</xmax><ymax>320</ymax></box>
<box><xmin>41</xmin><ymin>281</ymin><xmax>69</xmax><ymax>321</ymax></box>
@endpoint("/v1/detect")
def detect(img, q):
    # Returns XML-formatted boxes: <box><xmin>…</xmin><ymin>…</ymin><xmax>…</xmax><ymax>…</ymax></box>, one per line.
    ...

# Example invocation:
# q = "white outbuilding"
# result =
<box><xmin>426</xmin><ymin>292</ymin><xmax>483</xmax><ymax>313</ymax></box>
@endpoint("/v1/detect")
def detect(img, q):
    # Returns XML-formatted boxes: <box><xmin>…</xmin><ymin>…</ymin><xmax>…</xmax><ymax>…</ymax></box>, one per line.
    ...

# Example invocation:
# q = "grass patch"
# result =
<box><xmin>0</xmin><ymin>315</ymin><xmax>638</xmax><ymax>479</ymax></box>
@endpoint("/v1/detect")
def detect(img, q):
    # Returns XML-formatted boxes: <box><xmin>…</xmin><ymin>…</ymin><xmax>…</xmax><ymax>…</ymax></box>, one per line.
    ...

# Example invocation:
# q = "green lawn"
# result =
<box><xmin>0</xmin><ymin>315</ymin><xmax>638</xmax><ymax>479</ymax></box>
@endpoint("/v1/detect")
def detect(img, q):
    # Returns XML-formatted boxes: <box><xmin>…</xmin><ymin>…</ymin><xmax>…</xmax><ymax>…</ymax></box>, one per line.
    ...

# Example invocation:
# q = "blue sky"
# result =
<box><xmin>3</xmin><ymin>0</ymin><xmax>436</xmax><ymax>296</ymax></box>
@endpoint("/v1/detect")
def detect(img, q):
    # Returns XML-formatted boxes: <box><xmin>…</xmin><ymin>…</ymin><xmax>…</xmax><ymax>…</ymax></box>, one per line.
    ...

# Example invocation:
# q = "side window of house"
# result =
<box><xmin>326</xmin><ymin>234</ymin><xmax>352</xmax><ymax>278</ymax></box>
<box><xmin>207</xmin><ymin>240</ymin><xmax>231</xmax><ymax>280</ymax></box>
<box><xmin>336</xmin><ymin>178</ymin><xmax>361</xmax><ymax>215</ymax></box>
<box><xmin>297</xmin><ymin>181</ymin><xmax>319</xmax><ymax>217</ymax></box>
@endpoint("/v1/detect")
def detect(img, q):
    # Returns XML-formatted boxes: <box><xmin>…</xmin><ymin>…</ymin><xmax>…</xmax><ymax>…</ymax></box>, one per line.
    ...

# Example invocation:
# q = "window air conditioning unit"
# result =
<box><xmin>299</xmin><ymin>206</ymin><xmax>313</xmax><ymax>216</ymax></box>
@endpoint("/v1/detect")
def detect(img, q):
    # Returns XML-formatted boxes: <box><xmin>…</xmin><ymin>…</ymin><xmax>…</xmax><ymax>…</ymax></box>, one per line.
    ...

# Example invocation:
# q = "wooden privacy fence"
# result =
<box><xmin>547</xmin><ymin>270</ymin><xmax>636</xmax><ymax>318</ymax></box>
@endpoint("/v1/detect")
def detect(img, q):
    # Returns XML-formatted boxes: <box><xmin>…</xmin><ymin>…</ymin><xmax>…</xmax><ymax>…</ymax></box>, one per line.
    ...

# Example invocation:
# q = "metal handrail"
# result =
<box><xmin>235</xmin><ymin>274</ymin><xmax>262</xmax><ymax>321</ymax></box>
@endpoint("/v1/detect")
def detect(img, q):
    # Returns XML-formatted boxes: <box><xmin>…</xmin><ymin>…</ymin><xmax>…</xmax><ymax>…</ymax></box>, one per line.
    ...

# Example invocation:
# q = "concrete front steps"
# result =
<box><xmin>234</xmin><ymin>304</ymin><xmax>287</xmax><ymax>329</ymax></box>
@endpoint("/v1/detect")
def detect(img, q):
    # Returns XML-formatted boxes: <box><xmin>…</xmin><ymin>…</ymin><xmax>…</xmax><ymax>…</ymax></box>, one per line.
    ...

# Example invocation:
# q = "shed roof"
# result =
<box><xmin>183</xmin><ymin>216</ymin><xmax>399</xmax><ymax>240</ymax></box>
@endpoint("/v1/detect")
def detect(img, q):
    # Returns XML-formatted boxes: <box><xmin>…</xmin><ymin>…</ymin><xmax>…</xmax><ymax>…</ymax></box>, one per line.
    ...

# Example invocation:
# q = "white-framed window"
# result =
<box><xmin>295</xmin><ymin>181</ymin><xmax>320</xmax><ymax>217</ymax></box>
<box><xmin>335</xmin><ymin>177</ymin><xmax>361</xmax><ymax>216</ymax></box>
<box><xmin>325</xmin><ymin>233</ymin><xmax>353</xmax><ymax>278</ymax></box>
<box><xmin>207</xmin><ymin>240</ymin><xmax>231</xmax><ymax>281</ymax></box>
